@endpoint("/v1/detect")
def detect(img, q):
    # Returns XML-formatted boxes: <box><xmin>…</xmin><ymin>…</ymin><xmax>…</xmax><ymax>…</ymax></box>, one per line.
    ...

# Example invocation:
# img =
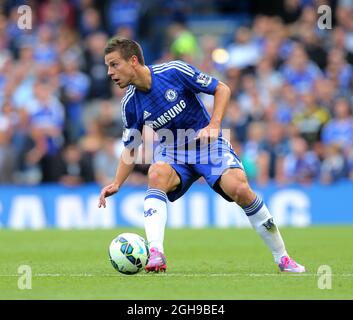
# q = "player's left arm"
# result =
<box><xmin>196</xmin><ymin>81</ymin><xmax>231</xmax><ymax>143</ymax></box>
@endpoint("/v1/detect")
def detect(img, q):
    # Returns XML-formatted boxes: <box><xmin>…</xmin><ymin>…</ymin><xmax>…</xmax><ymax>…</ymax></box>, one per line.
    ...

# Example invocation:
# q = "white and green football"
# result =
<box><xmin>108</xmin><ymin>233</ymin><xmax>149</xmax><ymax>275</ymax></box>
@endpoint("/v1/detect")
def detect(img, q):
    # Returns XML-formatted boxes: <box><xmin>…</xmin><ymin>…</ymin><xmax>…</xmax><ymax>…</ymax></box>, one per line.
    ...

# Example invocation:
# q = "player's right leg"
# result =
<box><xmin>218</xmin><ymin>168</ymin><xmax>305</xmax><ymax>273</ymax></box>
<box><xmin>144</xmin><ymin>161</ymin><xmax>180</xmax><ymax>272</ymax></box>
<box><xmin>195</xmin><ymin>137</ymin><xmax>305</xmax><ymax>273</ymax></box>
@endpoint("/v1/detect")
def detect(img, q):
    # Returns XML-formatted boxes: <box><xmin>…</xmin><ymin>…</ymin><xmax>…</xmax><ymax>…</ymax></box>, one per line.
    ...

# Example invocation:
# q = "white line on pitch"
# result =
<box><xmin>0</xmin><ymin>273</ymin><xmax>353</xmax><ymax>277</ymax></box>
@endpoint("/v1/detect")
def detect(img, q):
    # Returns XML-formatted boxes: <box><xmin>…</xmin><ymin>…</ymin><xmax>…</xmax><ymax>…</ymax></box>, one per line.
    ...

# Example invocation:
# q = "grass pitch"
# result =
<box><xmin>0</xmin><ymin>226</ymin><xmax>352</xmax><ymax>300</ymax></box>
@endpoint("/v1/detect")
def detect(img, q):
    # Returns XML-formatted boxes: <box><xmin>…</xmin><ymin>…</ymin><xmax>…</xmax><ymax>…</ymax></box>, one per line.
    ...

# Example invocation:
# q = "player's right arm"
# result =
<box><xmin>98</xmin><ymin>147</ymin><xmax>137</xmax><ymax>208</ymax></box>
<box><xmin>98</xmin><ymin>86</ymin><xmax>143</xmax><ymax>208</ymax></box>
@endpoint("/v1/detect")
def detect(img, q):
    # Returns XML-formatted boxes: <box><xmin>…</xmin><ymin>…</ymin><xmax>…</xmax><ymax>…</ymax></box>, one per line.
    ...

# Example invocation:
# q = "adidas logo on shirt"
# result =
<box><xmin>143</xmin><ymin>110</ymin><xmax>151</xmax><ymax>120</ymax></box>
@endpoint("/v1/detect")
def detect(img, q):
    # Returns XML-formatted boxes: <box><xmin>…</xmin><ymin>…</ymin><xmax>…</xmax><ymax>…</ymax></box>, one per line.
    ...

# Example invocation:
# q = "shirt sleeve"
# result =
<box><xmin>173</xmin><ymin>61</ymin><xmax>219</xmax><ymax>95</ymax></box>
<box><xmin>121</xmin><ymin>96</ymin><xmax>143</xmax><ymax>149</ymax></box>
<box><xmin>122</xmin><ymin>123</ymin><xmax>143</xmax><ymax>149</ymax></box>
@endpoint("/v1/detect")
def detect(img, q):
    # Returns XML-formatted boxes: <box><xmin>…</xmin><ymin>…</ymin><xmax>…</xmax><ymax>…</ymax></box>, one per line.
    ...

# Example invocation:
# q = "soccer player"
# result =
<box><xmin>98</xmin><ymin>37</ymin><xmax>305</xmax><ymax>273</ymax></box>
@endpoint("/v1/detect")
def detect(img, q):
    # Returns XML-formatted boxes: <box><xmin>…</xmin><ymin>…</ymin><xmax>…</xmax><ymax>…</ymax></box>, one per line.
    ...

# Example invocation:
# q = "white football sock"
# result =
<box><xmin>243</xmin><ymin>196</ymin><xmax>288</xmax><ymax>264</ymax></box>
<box><xmin>144</xmin><ymin>188</ymin><xmax>168</xmax><ymax>253</ymax></box>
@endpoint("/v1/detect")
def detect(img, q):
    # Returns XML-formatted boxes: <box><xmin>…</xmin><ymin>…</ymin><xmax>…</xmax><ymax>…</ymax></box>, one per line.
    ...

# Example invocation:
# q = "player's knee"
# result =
<box><xmin>148</xmin><ymin>162</ymin><xmax>172</xmax><ymax>189</ymax></box>
<box><xmin>227</xmin><ymin>182</ymin><xmax>253</xmax><ymax>206</ymax></box>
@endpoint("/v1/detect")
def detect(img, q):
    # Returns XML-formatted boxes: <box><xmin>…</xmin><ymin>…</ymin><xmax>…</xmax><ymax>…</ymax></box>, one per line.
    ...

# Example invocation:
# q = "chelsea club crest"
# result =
<box><xmin>165</xmin><ymin>89</ymin><xmax>178</xmax><ymax>102</ymax></box>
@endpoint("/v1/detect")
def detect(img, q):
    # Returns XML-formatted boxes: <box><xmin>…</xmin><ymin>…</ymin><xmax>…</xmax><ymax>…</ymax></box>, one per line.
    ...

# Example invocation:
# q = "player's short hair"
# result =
<box><xmin>104</xmin><ymin>37</ymin><xmax>145</xmax><ymax>65</ymax></box>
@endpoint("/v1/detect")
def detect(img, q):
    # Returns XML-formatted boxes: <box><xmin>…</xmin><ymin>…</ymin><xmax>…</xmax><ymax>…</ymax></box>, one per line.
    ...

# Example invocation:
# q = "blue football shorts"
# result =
<box><xmin>152</xmin><ymin>137</ymin><xmax>244</xmax><ymax>202</ymax></box>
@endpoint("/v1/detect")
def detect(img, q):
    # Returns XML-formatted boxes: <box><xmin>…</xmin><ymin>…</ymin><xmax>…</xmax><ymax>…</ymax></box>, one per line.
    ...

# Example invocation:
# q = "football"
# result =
<box><xmin>108</xmin><ymin>233</ymin><xmax>149</xmax><ymax>275</ymax></box>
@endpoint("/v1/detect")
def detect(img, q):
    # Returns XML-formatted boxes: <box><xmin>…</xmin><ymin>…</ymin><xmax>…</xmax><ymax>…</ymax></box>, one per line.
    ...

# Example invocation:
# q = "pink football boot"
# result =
<box><xmin>145</xmin><ymin>247</ymin><xmax>167</xmax><ymax>273</ymax></box>
<box><xmin>278</xmin><ymin>256</ymin><xmax>306</xmax><ymax>273</ymax></box>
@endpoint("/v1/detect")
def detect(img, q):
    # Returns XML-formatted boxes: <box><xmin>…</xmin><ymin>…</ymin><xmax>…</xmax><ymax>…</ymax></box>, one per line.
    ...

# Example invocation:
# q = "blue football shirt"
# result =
<box><xmin>121</xmin><ymin>60</ymin><xmax>219</xmax><ymax>148</ymax></box>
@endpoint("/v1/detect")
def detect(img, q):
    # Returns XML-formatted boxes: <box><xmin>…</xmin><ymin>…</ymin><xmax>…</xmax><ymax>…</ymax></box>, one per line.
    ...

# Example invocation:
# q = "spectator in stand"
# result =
<box><xmin>33</xmin><ymin>24</ymin><xmax>58</xmax><ymax>67</ymax></box>
<box><xmin>37</xmin><ymin>0</ymin><xmax>75</xmax><ymax>29</ymax></box>
<box><xmin>327</xmin><ymin>26</ymin><xmax>353</xmax><ymax>65</ymax></box>
<box><xmin>321</xmin><ymin>98</ymin><xmax>353</xmax><ymax>153</ymax></box>
<box><xmin>83</xmin><ymin>32</ymin><xmax>112</xmax><ymax>100</ymax></box>
<box><xmin>275</xmin><ymin>83</ymin><xmax>301</xmax><ymax>124</ymax></box>
<box><xmin>265</xmin><ymin>17</ymin><xmax>293</xmax><ymax>63</ymax></box>
<box><xmin>197</xmin><ymin>34</ymin><xmax>224</xmax><ymax>81</ymax></box>
<box><xmin>11</xmin><ymin>43</ymin><xmax>37</xmax><ymax>109</ymax></box>
<box><xmin>314</xmin><ymin>78</ymin><xmax>337</xmax><ymax>111</ymax></box>
<box><xmin>259</xmin><ymin>122</ymin><xmax>290</xmax><ymax>185</ymax></box>
<box><xmin>255</xmin><ymin>57</ymin><xmax>283</xmax><ymax>102</ymax></box>
<box><xmin>78</xmin><ymin>7</ymin><xmax>104</xmax><ymax>39</ymax></box>
<box><xmin>226</xmin><ymin>26</ymin><xmax>261</xmax><ymax>70</ymax></box>
<box><xmin>93</xmin><ymin>136</ymin><xmax>120</xmax><ymax>186</ymax></box>
<box><xmin>320</xmin><ymin>143</ymin><xmax>349</xmax><ymax>184</ymax></box>
<box><xmin>105</xmin><ymin>0</ymin><xmax>141</xmax><ymax>36</ymax></box>
<box><xmin>335</xmin><ymin>0</ymin><xmax>353</xmax><ymax>54</ymax></box>
<box><xmin>292</xmin><ymin>91</ymin><xmax>330</xmax><ymax>147</ymax></box>
<box><xmin>282</xmin><ymin>136</ymin><xmax>321</xmax><ymax>184</ymax></box>
<box><xmin>261</xmin><ymin>33</ymin><xmax>283</xmax><ymax>69</ymax></box>
<box><xmin>96</xmin><ymin>100</ymin><xmax>124</xmax><ymax>138</ymax></box>
<box><xmin>300</xmin><ymin>27</ymin><xmax>327</xmax><ymax>70</ymax></box>
<box><xmin>289</xmin><ymin>5</ymin><xmax>324</xmax><ymax>40</ymax></box>
<box><xmin>0</xmin><ymin>50</ymin><xmax>13</xmax><ymax>105</ymax></box>
<box><xmin>56</xmin><ymin>26</ymin><xmax>84</xmax><ymax>69</ymax></box>
<box><xmin>168</xmin><ymin>22</ymin><xmax>200</xmax><ymax>64</ymax></box>
<box><xmin>0</xmin><ymin>99</ymin><xmax>27</xmax><ymax>157</ymax></box>
<box><xmin>222</xmin><ymin>99</ymin><xmax>249</xmax><ymax>144</ymax></box>
<box><xmin>251</xmin><ymin>15</ymin><xmax>272</xmax><ymax>51</ymax></box>
<box><xmin>325</xmin><ymin>48</ymin><xmax>353</xmax><ymax>95</ymax></box>
<box><xmin>280</xmin><ymin>0</ymin><xmax>303</xmax><ymax>25</ymax></box>
<box><xmin>280</xmin><ymin>43</ymin><xmax>323</xmax><ymax>94</ymax></box>
<box><xmin>0</xmin><ymin>114</ymin><xmax>16</xmax><ymax>183</ymax></box>
<box><xmin>240</xmin><ymin>121</ymin><xmax>266</xmax><ymax>182</ymax></box>
<box><xmin>237</xmin><ymin>73</ymin><xmax>269</xmax><ymax>121</ymax></box>
<box><xmin>79</xmin><ymin>119</ymin><xmax>104</xmax><ymax>156</ymax></box>
<box><xmin>1</xmin><ymin>11</ymin><xmax>13</xmax><ymax>50</ymax></box>
<box><xmin>59</xmin><ymin>52</ymin><xmax>90</xmax><ymax>143</ymax></box>
<box><xmin>57</xmin><ymin>143</ymin><xmax>94</xmax><ymax>186</ymax></box>
<box><xmin>4</xmin><ymin>7</ymin><xmax>36</xmax><ymax>56</ymax></box>
<box><xmin>23</xmin><ymin>79</ymin><xmax>65</xmax><ymax>183</ymax></box>
<box><xmin>223</xmin><ymin>66</ymin><xmax>241</xmax><ymax>100</ymax></box>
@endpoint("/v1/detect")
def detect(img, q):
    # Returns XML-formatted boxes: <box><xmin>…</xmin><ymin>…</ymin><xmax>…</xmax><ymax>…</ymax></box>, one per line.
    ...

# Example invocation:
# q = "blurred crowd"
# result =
<box><xmin>0</xmin><ymin>0</ymin><xmax>353</xmax><ymax>187</ymax></box>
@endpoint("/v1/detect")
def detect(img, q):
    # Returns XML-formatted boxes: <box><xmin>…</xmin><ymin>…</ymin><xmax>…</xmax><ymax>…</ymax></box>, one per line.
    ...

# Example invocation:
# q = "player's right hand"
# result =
<box><xmin>98</xmin><ymin>183</ymin><xmax>120</xmax><ymax>208</ymax></box>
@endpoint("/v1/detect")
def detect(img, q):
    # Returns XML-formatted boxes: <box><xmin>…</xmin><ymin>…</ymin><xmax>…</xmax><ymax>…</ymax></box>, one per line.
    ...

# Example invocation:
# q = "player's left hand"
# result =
<box><xmin>195</xmin><ymin>124</ymin><xmax>220</xmax><ymax>144</ymax></box>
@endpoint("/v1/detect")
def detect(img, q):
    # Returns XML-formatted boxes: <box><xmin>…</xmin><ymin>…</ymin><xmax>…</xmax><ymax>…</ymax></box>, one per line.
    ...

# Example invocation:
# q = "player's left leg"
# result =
<box><xmin>218</xmin><ymin>168</ymin><xmax>305</xmax><ymax>273</ymax></box>
<box><xmin>144</xmin><ymin>161</ymin><xmax>180</xmax><ymax>272</ymax></box>
<box><xmin>144</xmin><ymin>160</ymin><xmax>199</xmax><ymax>273</ymax></box>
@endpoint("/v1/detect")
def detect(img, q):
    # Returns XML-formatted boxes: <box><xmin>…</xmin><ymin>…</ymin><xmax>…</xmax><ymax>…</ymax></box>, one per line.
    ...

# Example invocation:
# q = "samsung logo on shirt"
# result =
<box><xmin>148</xmin><ymin>100</ymin><xmax>186</xmax><ymax>129</ymax></box>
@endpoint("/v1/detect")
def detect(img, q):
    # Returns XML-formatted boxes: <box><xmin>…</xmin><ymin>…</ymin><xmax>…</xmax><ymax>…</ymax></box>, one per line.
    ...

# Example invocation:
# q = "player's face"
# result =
<box><xmin>105</xmin><ymin>51</ymin><xmax>136</xmax><ymax>88</ymax></box>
